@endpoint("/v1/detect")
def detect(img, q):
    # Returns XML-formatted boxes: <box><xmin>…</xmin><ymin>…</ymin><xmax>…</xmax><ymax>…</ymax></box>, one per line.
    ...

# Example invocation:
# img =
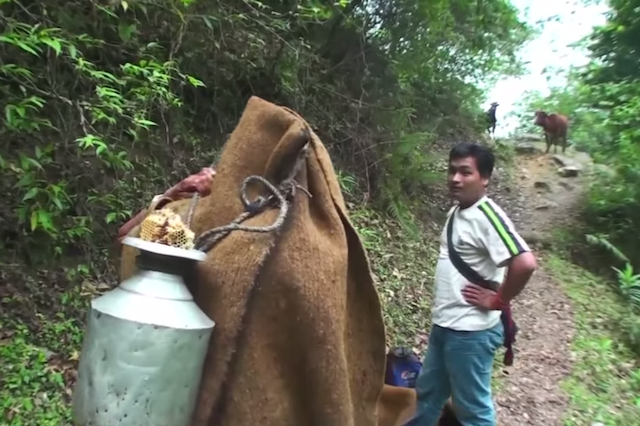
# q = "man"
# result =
<box><xmin>117</xmin><ymin>167</ymin><xmax>215</xmax><ymax>242</ymax></box>
<box><xmin>406</xmin><ymin>142</ymin><xmax>537</xmax><ymax>426</ymax></box>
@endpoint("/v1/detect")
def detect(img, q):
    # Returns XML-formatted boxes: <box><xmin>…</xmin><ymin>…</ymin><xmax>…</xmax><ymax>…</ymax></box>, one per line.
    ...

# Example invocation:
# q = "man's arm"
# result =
<box><xmin>116</xmin><ymin>167</ymin><xmax>216</xmax><ymax>243</ymax></box>
<box><xmin>498</xmin><ymin>251</ymin><xmax>537</xmax><ymax>304</ymax></box>
<box><xmin>462</xmin><ymin>248</ymin><xmax>537</xmax><ymax>311</ymax></box>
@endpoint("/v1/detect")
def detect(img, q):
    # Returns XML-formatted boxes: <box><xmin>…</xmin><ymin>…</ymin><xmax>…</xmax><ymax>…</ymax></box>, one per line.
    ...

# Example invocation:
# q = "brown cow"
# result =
<box><xmin>533</xmin><ymin>110</ymin><xmax>569</xmax><ymax>154</ymax></box>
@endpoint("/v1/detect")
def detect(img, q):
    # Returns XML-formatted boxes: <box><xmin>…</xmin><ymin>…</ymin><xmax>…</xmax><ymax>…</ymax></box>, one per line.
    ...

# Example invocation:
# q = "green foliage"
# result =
<box><xmin>0</xmin><ymin>281</ymin><xmax>86</xmax><ymax>426</ymax></box>
<box><xmin>0</xmin><ymin>0</ymin><xmax>532</xmax><ymax>274</ymax></box>
<box><xmin>512</xmin><ymin>0</ymin><xmax>640</xmax><ymax>267</ymax></box>
<box><xmin>350</xmin><ymin>207</ymin><xmax>438</xmax><ymax>350</ymax></box>
<box><xmin>612</xmin><ymin>263</ymin><xmax>640</xmax><ymax>308</ymax></box>
<box><xmin>0</xmin><ymin>0</ymin><xmax>215</xmax><ymax>270</ymax></box>
<box><xmin>585</xmin><ymin>233</ymin><xmax>630</xmax><ymax>263</ymax></box>
<box><xmin>376</xmin><ymin>131</ymin><xmax>442</xmax><ymax>236</ymax></box>
<box><xmin>547</xmin><ymin>255</ymin><xmax>640</xmax><ymax>425</ymax></box>
<box><xmin>0</xmin><ymin>325</ymin><xmax>73</xmax><ymax>426</ymax></box>
<box><xmin>586</xmin><ymin>234</ymin><xmax>640</xmax><ymax>310</ymax></box>
<box><xmin>335</xmin><ymin>169</ymin><xmax>358</xmax><ymax>200</ymax></box>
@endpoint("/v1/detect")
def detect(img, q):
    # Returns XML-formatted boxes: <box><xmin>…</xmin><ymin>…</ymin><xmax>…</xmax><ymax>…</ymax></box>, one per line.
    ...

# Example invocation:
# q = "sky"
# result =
<box><xmin>484</xmin><ymin>0</ymin><xmax>610</xmax><ymax>136</ymax></box>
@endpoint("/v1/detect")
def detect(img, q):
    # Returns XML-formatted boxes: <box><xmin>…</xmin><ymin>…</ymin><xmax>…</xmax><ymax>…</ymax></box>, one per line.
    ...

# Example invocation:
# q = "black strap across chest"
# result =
<box><xmin>445</xmin><ymin>206</ymin><xmax>496</xmax><ymax>290</ymax></box>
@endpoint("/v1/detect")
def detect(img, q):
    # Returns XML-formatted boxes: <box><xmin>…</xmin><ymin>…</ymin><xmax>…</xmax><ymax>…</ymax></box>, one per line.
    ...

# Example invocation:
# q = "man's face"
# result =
<box><xmin>447</xmin><ymin>156</ymin><xmax>488</xmax><ymax>205</ymax></box>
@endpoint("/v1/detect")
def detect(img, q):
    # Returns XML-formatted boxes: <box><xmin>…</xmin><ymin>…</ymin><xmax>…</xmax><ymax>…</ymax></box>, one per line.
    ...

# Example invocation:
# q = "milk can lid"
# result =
<box><xmin>122</xmin><ymin>237</ymin><xmax>207</xmax><ymax>262</ymax></box>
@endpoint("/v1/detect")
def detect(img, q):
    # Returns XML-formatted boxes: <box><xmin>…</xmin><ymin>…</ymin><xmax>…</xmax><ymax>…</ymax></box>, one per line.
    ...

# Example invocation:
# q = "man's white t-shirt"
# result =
<box><xmin>432</xmin><ymin>195</ymin><xmax>531</xmax><ymax>331</ymax></box>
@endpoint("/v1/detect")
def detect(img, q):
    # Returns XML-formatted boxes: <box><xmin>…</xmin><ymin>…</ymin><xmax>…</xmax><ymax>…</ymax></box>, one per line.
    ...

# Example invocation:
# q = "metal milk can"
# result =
<box><xmin>72</xmin><ymin>236</ymin><xmax>214</xmax><ymax>426</ymax></box>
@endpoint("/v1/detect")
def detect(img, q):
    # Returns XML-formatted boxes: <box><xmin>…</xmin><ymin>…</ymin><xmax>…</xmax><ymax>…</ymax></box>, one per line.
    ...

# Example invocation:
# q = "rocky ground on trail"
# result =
<box><xmin>488</xmin><ymin>139</ymin><xmax>595</xmax><ymax>426</ymax></box>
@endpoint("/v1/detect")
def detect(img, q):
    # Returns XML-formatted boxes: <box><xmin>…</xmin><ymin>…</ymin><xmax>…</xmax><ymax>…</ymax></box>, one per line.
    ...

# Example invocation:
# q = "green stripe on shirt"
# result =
<box><xmin>478</xmin><ymin>201</ymin><xmax>520</xmax><ymax>256</ymax></box>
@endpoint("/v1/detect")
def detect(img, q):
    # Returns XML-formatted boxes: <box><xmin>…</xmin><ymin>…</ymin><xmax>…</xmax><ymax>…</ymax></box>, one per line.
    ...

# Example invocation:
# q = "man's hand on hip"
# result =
<box><xmin>461</xmin><ymin>283</ymin><xmax>506</xmax><ymax>311</ymax></box>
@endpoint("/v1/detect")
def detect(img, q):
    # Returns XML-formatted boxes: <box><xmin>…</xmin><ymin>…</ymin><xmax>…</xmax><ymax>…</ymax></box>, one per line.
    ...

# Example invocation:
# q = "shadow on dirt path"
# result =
<box><xmin>491</xmin><ymin>141</ymin><xmax>594</xmax><ymax>426</ymax></box>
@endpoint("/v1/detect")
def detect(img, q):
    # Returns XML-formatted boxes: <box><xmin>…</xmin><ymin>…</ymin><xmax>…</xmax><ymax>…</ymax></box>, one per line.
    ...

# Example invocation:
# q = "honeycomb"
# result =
<box><xmin>140</xmin><ymin>208</ymin><xmax>195</xmax><ymax>250</ymax></box>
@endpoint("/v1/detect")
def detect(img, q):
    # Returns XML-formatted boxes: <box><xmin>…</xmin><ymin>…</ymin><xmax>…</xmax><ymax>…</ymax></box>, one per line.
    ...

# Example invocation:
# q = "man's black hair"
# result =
<box><xmin>449</xmin><ymin>142</ymin><xmax>495</xmax><ymax>178</ymax></box>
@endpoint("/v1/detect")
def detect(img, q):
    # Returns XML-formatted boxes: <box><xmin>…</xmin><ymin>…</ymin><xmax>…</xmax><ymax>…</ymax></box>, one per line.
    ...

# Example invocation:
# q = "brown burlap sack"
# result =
<box><xmin>120</xmin><ymin>96</ymin><xmax>387</xmax><ymax>426</ymax></box>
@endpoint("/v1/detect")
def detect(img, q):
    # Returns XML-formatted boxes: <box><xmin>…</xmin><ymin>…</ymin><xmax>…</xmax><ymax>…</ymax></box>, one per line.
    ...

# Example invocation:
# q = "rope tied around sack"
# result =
<box><xmin>185</xmin><ymin>141</ymin><xmax>311</xmax><ymax>253</ymax></box>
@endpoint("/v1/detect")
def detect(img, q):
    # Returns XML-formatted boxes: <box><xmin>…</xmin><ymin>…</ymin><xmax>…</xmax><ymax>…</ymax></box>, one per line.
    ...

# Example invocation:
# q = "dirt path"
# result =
<box><xmin>491</xmin><ymin>142</ymin><xmax>593</xmax><ymax>425</ymax></box>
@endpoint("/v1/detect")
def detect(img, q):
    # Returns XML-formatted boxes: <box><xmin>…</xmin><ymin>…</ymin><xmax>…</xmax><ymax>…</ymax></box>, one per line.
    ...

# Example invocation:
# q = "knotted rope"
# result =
<box><xmin>185</xmin><ymin>141</ymin><xmax>311</xmax><ymax>253</ymax></box>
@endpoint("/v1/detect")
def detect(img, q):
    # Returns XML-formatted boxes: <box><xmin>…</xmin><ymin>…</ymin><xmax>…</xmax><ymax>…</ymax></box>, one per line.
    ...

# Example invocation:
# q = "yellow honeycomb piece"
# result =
<box><xmin>140</xmin><ymin>208</ymin><xmax>195</xmax><ymax>250</ymax></box>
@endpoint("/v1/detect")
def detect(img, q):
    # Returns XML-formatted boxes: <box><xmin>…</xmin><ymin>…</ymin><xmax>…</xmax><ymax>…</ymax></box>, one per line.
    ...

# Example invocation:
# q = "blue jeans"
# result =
<box><xmin>403</xmin><ymin>322</ymin><xmax>504</xmax><ymax>426</ymax></box>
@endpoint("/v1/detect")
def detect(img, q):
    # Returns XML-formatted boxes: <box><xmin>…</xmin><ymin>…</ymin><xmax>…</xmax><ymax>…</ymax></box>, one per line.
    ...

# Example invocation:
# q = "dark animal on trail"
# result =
<box><xmin>485</xmin><ymin>102</ymin><xmax>499</xmax><ymax>138</ymax></box>
<box><xmin>533</xmin><ymin>110</ymin><xmax>569</xmax><ymax>154</ymax></box>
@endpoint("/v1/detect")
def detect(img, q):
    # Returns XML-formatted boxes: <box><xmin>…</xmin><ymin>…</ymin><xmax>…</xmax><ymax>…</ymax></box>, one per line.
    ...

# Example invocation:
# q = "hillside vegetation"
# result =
<box><xmin>0</xmin><ymin>0</ymin><xmax>531</xmax><ymax>274</ymax></box>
